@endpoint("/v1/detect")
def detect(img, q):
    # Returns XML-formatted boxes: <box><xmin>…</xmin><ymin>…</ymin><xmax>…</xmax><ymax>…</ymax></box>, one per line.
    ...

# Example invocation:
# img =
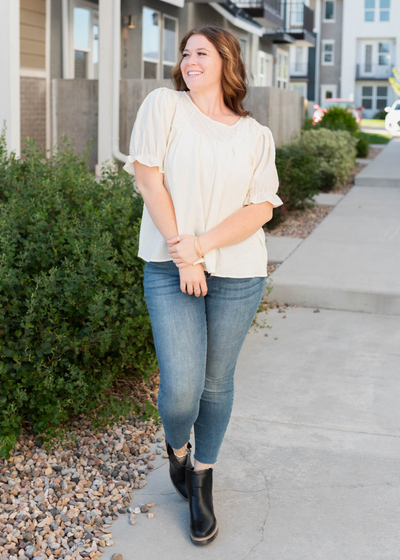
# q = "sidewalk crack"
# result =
<box><xmin>224</xmin><ymin>438</ymin><xmax>271</xmax><ymax>560</ymax></box>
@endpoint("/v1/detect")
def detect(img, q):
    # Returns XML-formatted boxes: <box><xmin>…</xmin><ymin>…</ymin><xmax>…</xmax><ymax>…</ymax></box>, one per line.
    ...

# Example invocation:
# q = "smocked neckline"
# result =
<box><xmin>182</xmin><ymin>91</ymin><xmax>244</xmax><ymax>129</ymax></box>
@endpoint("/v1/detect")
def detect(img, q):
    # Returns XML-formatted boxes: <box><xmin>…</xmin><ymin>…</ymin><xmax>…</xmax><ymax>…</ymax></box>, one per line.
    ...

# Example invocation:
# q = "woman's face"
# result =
<box><xmin>180</xmin><ymin>34</ymin><xmax>223</xmax><ymax>92</ymax></box>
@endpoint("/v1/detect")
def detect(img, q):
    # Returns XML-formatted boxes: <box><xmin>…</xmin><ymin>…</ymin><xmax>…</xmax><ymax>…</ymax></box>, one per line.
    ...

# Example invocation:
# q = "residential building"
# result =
<box><xmin>314</xmin><ymin>0</ymin><xmax>343</xmax><ymax>102</ymax></box>
<box><xmin>0</xmin><ymin>0</ymin><xmax>307</xmax><ymax>172</ymax></box>
<box><xmin>341</xmin><ymin>0</ymin><xmax>399</xmax><ymax>118</ymax></box>
<box><xmin>286</xmin><ymin>0</ymin><xmax>317</xmax><ymax>101</ymax></box>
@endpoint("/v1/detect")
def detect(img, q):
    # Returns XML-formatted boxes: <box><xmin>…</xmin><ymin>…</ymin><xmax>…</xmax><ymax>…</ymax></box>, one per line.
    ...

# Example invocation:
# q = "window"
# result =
<box><xmin>71</xmin><ymin>2</ymin><xmax>99</xmax><ymax>79</ymax></box>
<box><xmin>378</xmin><ymin>42</ymin><xmax>390</xmax><ymax>65</ymax></box>
<box><xmin>364</xmin><ymin>44</ymin><xmax>372</xmax><ymax>72</ymax></box>
<box><xmin>258</xmin><ymin>51</ymin><xmax>272</xmax><ymax>86</ymax></box>
<box><xmin>323</xmin><ymin>0</ymin><xmax>335</xmax><ymax>21</ymax></box>
<box><xmin>294</xmin><ymin>46</ymin><xmax>304</xmax><ymax>73</ymax></box>
<box><xmin>276</xmin><ymin>50</ymin><xmax>288</xmax><ymax>89</ymax></box>
<box><xmin>142</xmin><ymin>8</ymin><xmax>177</xmax><ymax>79</ymax></box>
<box><xmin>380</xmin><ymin>0</ymin><xmax>390</xmax><ymax>21</ymax></box>
<box><xmin>364</xmin><ymin>0</ymin><xmax>375</xmax><ymax>21</ymax></box>
<box><xmin>362</xmin><ymin>86</ymin><xmax>373</xmax><ymax>109</ymax></box>
<box><xmin>322</xmin><ymin>41</ymin><xmax>334</xmax><ymax>65</ymax></box>
<box><xmin>361</xmin><ymin>85</ymin><xmax>388</xmax><ymax>111</ymax></box>
<box><xmin>376</xmin><ymin>86</ymin><xmax>388</xmax><ymax>109</ymax></box>
<box><xmin>240</xmin><ymin>38</ymin><xmax>247</xmax><ymax>65</ymax></box>
<box><xmin>364</xmin><ymin>0</ymin><xmax>390</xmax><ymax>21</ymax></box>
<box><xmin>163</xmin><ymin>16</ymin><xmax>177</xmax><ymax>79</ymax></box>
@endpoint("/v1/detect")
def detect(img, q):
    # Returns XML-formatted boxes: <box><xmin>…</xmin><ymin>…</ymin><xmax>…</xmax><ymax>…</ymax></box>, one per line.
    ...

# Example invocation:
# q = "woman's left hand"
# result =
<box><xmin>166</xmin><ymin>234</ymin><xmax>199</xmax><ymax>267</ymax></box>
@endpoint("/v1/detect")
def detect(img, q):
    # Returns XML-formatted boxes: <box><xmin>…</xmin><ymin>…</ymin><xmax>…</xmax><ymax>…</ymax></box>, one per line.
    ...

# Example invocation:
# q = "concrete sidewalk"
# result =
<box><xmin>269</xmin><ymin>139</ymin><xmax>400</xmax><ymax>315</ymax></box>
<box><xmin>355</xmin><ymin>137</ymin><xmax>400</xmax><ymax>187</ymax></box>
<box><xmin>102</xmin><ymin>307</ymin><xmax>400</xmax><ymax>560</ymax></box>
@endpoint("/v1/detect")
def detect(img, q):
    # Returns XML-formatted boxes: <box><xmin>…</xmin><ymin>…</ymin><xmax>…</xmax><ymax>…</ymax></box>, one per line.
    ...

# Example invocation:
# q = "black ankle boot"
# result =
<box><xmin>165</xmin><ymin>440</ymin><xmax>193</xmax><ymax>500</ymax></box>
<box><xmin>186</xmin><ymin>466</ymin><xmax>219</xmax><ymax>545</ymax></box>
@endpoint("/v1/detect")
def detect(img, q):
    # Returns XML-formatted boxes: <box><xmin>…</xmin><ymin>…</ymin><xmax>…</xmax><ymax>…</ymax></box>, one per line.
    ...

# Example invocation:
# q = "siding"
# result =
<box><xmin>20</xmin><ymin>0</ymin><xmax>46</xmax><ymax>69</ymax></box>
<box><xmin>20</xmin><ymin>77</ymin><xmax>46</xmax><ymax>152</ymax></box>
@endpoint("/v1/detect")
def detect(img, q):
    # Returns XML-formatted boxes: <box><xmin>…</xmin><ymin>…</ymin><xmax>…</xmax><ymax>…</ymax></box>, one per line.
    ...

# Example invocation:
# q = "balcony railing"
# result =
<box><xmin>356</xmin><ymin>64</ymin><xmax>393</xmax><ymax>80</ymax></box>
<box><xmin>284</xmin><ymin>2</ymin><xmax>314</xmax><ymax>35</ymax></box>
<box><xmin>234</xmin><ymin>0</ymin><xmax>281</xmax><ymax>11</ymax></box>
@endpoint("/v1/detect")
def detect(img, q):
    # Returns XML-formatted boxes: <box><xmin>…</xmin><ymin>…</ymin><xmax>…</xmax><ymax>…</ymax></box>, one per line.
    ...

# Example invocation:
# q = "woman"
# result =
<box><xmin>123</xmin><ymin>25</ymin><xmax>283</xmax><ymax>546</ymax></box>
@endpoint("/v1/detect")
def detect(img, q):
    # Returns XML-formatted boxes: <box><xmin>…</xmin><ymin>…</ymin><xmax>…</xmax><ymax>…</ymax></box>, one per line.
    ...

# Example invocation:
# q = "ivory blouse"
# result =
<box><xmin>123</xmin><ymin>86</ymin><xmax>283</xmax><ymax>278</ymax></box>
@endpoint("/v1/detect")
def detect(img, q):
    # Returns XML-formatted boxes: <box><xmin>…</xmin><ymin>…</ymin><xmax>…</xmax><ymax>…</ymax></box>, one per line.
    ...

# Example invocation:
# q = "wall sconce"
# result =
<box><xmin>122</xmin><ymin>15</ymin><xmax>136</xmax><ymax>29</ymax></box>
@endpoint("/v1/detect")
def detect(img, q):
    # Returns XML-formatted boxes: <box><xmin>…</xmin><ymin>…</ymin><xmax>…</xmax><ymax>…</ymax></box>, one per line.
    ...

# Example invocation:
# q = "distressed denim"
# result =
<box><xmin>143</xmin><ymin>260</ymin><xmax>266</xmax><ymax>464</ymax></box>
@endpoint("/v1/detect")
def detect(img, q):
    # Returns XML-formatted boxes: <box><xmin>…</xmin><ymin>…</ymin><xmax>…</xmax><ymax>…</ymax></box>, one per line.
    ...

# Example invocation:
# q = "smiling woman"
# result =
<box><xmin>123</xmin><ymin>24</ymin><xmax>283</xmax><ymax>547</ymax></box>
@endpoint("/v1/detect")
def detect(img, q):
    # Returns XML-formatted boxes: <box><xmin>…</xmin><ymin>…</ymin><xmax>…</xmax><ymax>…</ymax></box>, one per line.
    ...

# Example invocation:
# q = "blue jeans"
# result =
<box><xmin>143</xmin><ymin>260</ymin><xmax>266</xmax><ymax>464</ymax></box>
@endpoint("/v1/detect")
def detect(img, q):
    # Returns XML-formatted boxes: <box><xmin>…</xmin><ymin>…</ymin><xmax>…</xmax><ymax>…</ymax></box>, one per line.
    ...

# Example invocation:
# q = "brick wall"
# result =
<box><xmin>20</xmin><ymin>77</ymin><xmax>46</xmax><ymax>153</ymax></box>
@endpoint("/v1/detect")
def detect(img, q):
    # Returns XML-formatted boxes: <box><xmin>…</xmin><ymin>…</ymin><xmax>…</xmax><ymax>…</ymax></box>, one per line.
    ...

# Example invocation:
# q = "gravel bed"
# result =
<box><xmin>264</xmin><ymin>205</ymin><xmax>332</xmax><ymax>239</ymax></box>
<box><xmin>0</xmin><ymin>372</ymin><xmax>165</xmax><ymax>560</ymax></box>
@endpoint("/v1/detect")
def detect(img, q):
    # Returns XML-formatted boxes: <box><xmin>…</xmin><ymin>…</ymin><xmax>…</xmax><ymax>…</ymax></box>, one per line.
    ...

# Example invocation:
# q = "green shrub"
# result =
<box><xmin>302</xmin><ymin>114</ymin><xmax>314</xmax><ymax>131</ymax></box>
<box><xmin>0</xmin><ymin>127</ymin><xmax>158</xmax><ymax>458</ymax></box>
<box><xmin>373</xmin><ymin>109</ymin><xmax>387</xmax><ymax>120</ymax></box>
<box><xmin>275</xmin><ymin>144</ymin><xmax>320</xmax><ymax>214</ymax></box>
<box><xmin>354</xmin><ymin>131</ymin><xmax>370</xmax><ymax>158</ymax></box>
<box><xmin>296</xmin><ymin>128</ymin><xmax>357</xmax><ymax>189</ymax></box>
<box><xmin>315</xmin><ymin>105</ymin><xmax>359</xmax><ymax>135</ymax></box>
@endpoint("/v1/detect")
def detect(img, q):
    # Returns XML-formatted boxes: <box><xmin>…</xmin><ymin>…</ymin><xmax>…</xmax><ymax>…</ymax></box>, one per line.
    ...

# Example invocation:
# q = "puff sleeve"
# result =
<box><xmin>123</xmin><ymin>87</ymin><xmax>177</xmax><ymax>176</ymax></box>
<box><xmin>244</xmin><ymin>125</ymin><xmax>283</xmax><ymax>208</ymax></box>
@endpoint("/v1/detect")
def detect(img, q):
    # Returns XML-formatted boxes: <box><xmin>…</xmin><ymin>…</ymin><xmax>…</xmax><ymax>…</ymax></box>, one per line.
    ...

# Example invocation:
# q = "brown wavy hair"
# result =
<box><xmin>171</xmin><ymin>25</ymin><xmax>251</xmax><ymax>118</ymax></box>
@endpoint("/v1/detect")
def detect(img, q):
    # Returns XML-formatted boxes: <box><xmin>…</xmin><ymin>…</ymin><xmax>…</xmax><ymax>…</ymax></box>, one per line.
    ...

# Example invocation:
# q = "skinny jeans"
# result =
<box><xmin>143</xmin><ymin>260</ymin><xmax>266</xmax><ymax>465</ymax></box>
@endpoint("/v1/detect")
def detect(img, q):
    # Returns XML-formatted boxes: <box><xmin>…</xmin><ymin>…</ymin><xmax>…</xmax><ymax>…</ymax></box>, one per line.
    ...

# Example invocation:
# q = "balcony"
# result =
<box><xmin>284</xmin><ymin>2</ymin><xmax>315</xmax><ymax>46</ymax></box>
<box><xmin>356</xmin><ymin>64</ymin><xmax>393</xmax><ymax>80</ymax></box>
<box><xmin>233</xmin><ymin>0</ymin><xmax>284</xmax><ymax>28</ymax></box>
<box><xmin>289</xmin><ymin>62</ymin><xmax>309</xmax><ymax>78</ymax></box>
<box><xmin>259</xmin><ymin>1</ymin><xmax>316</xmax><ymax>46</ymax></box>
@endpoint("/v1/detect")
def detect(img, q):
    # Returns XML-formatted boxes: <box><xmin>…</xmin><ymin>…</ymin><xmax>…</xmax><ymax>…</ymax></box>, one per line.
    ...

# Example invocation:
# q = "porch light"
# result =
<box><xmin>122</xmin><ymin>15</ymin><xmax>136</xmax><ymax>29</ymax></box>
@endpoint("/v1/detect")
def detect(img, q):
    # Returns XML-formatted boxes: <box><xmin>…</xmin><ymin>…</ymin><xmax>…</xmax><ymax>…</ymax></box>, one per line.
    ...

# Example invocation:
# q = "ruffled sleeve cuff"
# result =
<box><xmin>123</xmin><ymin>154</ymin><xmax>165</xmax><ymax>176</ymax></box>
<box><xmin>244</xmin><ymin>191</ymin><xmax>283</xmax><ymax>208</ymax></box>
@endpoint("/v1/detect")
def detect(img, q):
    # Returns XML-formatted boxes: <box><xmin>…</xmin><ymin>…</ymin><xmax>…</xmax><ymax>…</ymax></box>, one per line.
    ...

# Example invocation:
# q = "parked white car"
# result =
<box><xmin>384</xmin><ymin>100</ymin><xmax>400</xmax><ymax>133</ymax></box>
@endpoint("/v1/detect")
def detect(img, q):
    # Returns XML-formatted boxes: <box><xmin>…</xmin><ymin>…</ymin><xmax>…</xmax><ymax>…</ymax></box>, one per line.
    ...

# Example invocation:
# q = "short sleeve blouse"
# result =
<box><xmin>123</xmin><ymin>86</ymin><xmax>283</xmax><ymax>278</ymax></box>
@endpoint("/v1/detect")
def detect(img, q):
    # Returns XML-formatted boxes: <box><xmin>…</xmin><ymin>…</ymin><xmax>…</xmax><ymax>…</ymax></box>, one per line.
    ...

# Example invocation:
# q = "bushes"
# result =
<box><xmin>315</xmin><ymin>105</ymin><xmax>359</xmax><ymax>134</ymax></box>
<box><xmin>0</xmin><ymin>129</ymin><xmax>157</xmax><ymax>458</ymax></box>
<box><xmin>315</xmin><ymin>105</ymin><xmax>369</xmax><ymax>158</ymax></box>
<box><xmin>275</xmin><ymin>145</ymin><xmax>320</xmax><ymax>211</ymax></box>
<box><xmin>271</xmin><ymin>127</ymin><xmax>357</xmax><ymax>227</ymax></box>
<box><xmin>354</xmin><ymin>131</ymin><xmax>369</xmax><ymax>157</ymax></box>
<box><xmin>373</xmin><ymin>109</ymin><xmax>387</xmax><ymax>120</ymax></box>
<box><xmin>296</xmin><ymin>128</ymin><xmax>357</xmax><ymax>190</ymax></box>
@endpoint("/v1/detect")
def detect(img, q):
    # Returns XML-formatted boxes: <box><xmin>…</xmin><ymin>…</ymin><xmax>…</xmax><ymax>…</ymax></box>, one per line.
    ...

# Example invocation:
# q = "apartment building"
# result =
<box><xmin>1</xmin><ymin>0</ymin><xmax>311</xmax><ymax>169</ymax></box>
<box><xmin>341</xmin><ymin>0</ymin><xmax>399</xmax><ymax>118</ymax></box>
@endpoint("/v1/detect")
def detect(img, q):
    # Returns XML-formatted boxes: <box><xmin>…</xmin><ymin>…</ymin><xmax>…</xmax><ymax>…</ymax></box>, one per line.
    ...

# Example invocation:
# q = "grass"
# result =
<box><xmin>361</xmin><ymin>119</ymin><xmax>386</xmax><ymax>128</ymax></box>
<box><xmin>357</xmin><ymin>130</ymin><xmax>391</xmax><ymax>144</ymax></box>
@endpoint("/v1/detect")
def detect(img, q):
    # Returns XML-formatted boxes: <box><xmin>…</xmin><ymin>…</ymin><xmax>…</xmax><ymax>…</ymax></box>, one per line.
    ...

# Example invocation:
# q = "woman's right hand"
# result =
<box><xmin>179</xmin><ymin>264</ymin><xmax>208</xmax><ymax>297</ymax></box>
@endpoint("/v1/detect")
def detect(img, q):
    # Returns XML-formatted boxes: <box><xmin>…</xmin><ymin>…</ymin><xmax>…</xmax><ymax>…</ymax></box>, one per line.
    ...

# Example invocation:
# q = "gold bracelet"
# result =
<box><xmin>194</xmin><ymin>237</ymin><xmax>203</xmax><ymax>259</ymax></box>
<box><xmin>197</xmin><ymin>235</ymin><xmax>205</xmax><ymax>258</ymax></box>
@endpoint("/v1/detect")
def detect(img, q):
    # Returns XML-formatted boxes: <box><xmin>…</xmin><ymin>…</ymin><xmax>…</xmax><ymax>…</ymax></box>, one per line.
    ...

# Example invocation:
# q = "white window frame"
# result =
<box><xmin>142</xmin><ymin>8</ymin><xmax>178</xmax><ymax>79</ymax></box>
<box><xmin>323</xmin><ymin>0</ymin><xmax>336</xmax><ymax>22</ymax></box>
<box><xmin>142</xmin><ymin>7</ymin><xmax>161</xmax><ymax>79</ymax></box>
<box><xmin>322</xmin><ymin>40</ymin><xmax>335</xmax><ymax>65</ymax></box>
<box><xmin>69</xmin><ymin>0</ymin><xmax>99</xmax><ymax>79</ymax></box>
<box><xmin>361</xmin><ymin>85</ymin><xmax>374</xmax><ymax>110</ymax></box>
<box><xmin>162</xmin><ymin>14</ymin><xmax>179</xmax><ymax>79</ymax></box>
<box><xmin>364</xmin><ymin>0</ymin><xmax>375</xmax><ymax>21</ymax></box>
<box><xmin>276</xmin><ymin>48</ymin><xmax>289</xmax><ymax>89</ymax></box>
<box><xmin>379</xmin><ymin>0</ymin><xmax>390</xmax><ymax>21</ymax></box>
<box><xmin>257</xmin><ymin>51</ymin><xmax>273</xmax><ymax>86</ymax></box>
<box><xmin>239</xmin><ymin>37</ymin><xmax>248</xmax><ymax>67</ymax></box>
<box><xmin>364</xmin><ymin>0</ymin><xmax>391</xmax><ymax>22</ymax></box>
<box><xmin>376</xmin><ymin>85</ymin><xmax>388</xmax><ymax>110</ymax></box>
<box><xmin>321</xmin><ymin>84</ymin><xmax>337</xmax><ymax>101</ymax></box>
